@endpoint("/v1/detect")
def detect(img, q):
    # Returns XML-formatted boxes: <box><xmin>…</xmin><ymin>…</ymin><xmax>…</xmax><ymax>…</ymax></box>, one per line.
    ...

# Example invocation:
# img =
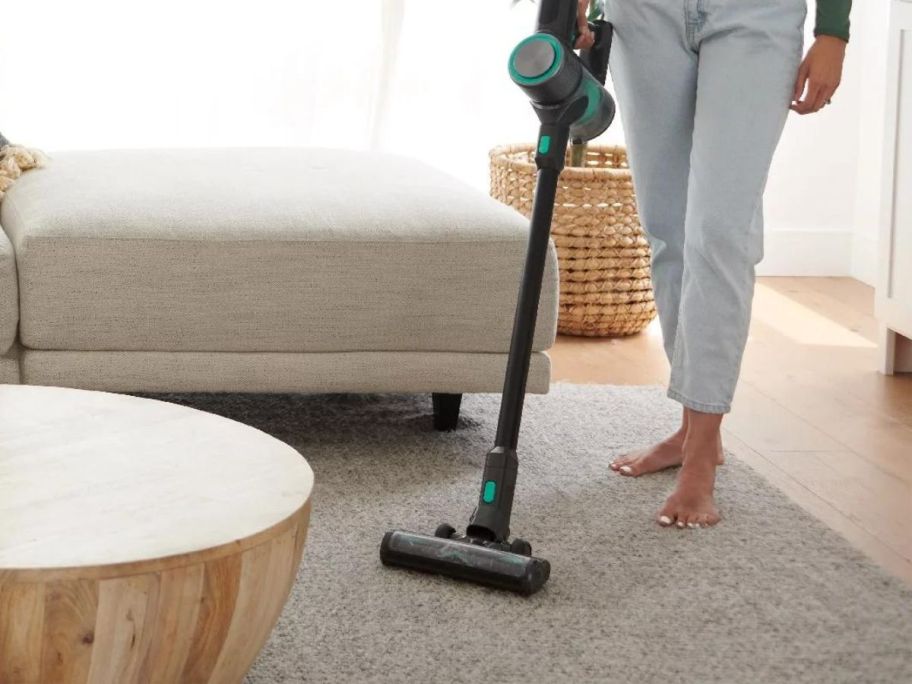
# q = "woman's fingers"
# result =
<box><xmin>575</xmin><ymin>31</ymin><xmax>595</xmax><ymax>50</ymax></box>
<box><xmin>792</xmin><ymin>77</ymin><xmax>837</xmax><ymax>114</ymax></box>
<box><xmin>791</xmin><ymin>77</ymin><xmax>821</xmax><ymax>115</ymax></box>
<box><xmin>575</xmin><ymin>0</ymin><xmax>595</xmax><ymax>49</ymax></box>
<box><xmin>810</xmin><ymin>82</ymin><xmax>836</xmax><ymax>113</ymax></box>
<box><xmin>792</xmin><ymin>60</ymin><xmax>809</xmax><ymax>105</ymax></box>
<box><xmin>805</xmin><ymin>64</ymin><xmax>840</xmax><ymax>113</ymax></box>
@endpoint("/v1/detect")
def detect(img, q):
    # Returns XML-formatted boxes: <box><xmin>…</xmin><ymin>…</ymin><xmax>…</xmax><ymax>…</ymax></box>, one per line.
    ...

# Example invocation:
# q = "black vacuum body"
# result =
<box><xmin>380</xmin><ymin>0</ymin><xmax>616</xmax><ymax>596</ymax></box>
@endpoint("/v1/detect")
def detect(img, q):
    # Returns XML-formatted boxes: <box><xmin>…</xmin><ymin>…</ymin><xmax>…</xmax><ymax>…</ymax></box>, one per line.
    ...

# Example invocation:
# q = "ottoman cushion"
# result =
<box><xmin>1</xmin><ymin>149</ymin><xmax>558</xmax><ymax>354</ymax></box>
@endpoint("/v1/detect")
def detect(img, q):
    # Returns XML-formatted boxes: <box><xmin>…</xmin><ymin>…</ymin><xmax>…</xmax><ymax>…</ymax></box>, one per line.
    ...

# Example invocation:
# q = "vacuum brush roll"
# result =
<box><xmin>380</xmin><ymin>530</ymin><xmax>551</xmax><ymax>596</ymax></box>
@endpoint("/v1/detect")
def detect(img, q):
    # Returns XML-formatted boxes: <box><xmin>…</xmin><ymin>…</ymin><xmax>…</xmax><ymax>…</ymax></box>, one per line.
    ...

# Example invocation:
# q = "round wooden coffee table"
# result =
<box><xmin>0</xmin><ymin>385</ymin><xmax>314</xmax><ymax>683</ymax></box>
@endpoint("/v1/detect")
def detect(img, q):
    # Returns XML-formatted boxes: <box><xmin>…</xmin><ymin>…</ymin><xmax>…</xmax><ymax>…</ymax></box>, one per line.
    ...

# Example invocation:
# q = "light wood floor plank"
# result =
<box><xmin>721</xmin><ymin>433</ymin><xmax>912</xmax><ymax>585</ymax></box>
<box><xmin>769</xmin><ymin>450</ymin><xmax>912</xmax><ymax>560</ymax></box>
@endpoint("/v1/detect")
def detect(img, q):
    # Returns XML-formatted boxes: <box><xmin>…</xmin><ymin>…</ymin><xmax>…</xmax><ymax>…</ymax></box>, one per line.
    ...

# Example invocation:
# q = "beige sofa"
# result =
<box><xmin>0</xmin><ymin>148</ymin><xmax>558</xmax><ymax>427</ymax></box>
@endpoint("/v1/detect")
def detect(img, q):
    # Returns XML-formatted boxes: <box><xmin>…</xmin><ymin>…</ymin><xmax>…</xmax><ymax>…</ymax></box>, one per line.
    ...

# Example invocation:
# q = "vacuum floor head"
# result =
<box><xmin>380</xmin><ymin>529</ymin><xmax>550</xmax><ymax>596</ymax></box>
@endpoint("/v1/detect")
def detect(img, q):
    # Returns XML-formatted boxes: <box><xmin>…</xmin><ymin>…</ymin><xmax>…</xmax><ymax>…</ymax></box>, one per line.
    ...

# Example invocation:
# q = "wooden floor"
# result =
<box><xmin>551</xmin><ymin>276</ymin><xmax>912</xmax><ymax>584</ymax></box>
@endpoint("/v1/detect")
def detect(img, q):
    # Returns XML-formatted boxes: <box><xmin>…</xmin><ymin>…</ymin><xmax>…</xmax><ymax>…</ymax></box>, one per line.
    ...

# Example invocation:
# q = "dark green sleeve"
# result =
<box><xmin>815</xmin><ymin>0</ymin><xmax>851</xmax><ymax>42</ymax></box>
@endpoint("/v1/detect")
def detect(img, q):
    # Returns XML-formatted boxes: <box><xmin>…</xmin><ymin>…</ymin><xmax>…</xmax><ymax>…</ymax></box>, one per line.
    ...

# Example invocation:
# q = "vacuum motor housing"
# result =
<box><xmin>508</xmin><ymin>32</ymin><xmax>615</xmax><ymax>143</ymax></box>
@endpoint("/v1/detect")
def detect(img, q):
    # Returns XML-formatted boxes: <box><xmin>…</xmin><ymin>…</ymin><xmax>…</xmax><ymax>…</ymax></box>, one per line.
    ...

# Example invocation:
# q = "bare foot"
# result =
<box><xmin>657</xmin><ymin>431</ymin><xmax>723</xmax><ymax>529</ymax></box>
<box><xmin>609</xmin><ymin>427</ymin><xmax>687</xmax><ymax>477</ymax></box>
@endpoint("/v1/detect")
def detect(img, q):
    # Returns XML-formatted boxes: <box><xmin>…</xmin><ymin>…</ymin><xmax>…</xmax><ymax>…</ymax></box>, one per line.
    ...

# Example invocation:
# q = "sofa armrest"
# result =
<box><xmin>0</xmin><ymin>218</ymin><xmax>18</xmax><ymax>354</ymax></box>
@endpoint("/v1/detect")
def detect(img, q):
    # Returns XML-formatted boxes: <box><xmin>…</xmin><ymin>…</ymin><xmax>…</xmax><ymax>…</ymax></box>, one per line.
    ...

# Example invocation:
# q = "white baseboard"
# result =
<box><xmin>757</xmin><ymin>228</ymin><xmax>853</xmax><ymax>276</ymax></box>
<box><xmin>850</xmin><ymin>234</ymin><xmax>879</xmax><ymax>286</ymax></box>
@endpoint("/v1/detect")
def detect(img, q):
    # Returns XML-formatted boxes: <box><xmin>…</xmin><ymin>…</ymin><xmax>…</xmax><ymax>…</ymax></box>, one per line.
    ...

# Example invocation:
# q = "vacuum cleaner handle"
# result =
<box><xmin>580</xmin><ymin>19</ymin><xmax>613</xmax><ymax>86</ymax></box>
<box><xmin>534</xmin><ymin>0</ymin><xmax>578</xmax><ymax>40</ymax></box>
<box><xmin>535</xmin><ymin>0</ymin><xmax>613</xmax><ymax>84</ymax></box>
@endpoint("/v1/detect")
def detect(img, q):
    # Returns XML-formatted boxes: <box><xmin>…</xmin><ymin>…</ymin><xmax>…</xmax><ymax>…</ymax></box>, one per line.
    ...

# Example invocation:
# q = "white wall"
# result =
<box><xmin>759</xmin><ymin>0</ymin><xmax>890</xmax><ymax>282</ymax></box>
<box><xmin>759</xmin><ymin>21</ymin><xmax>863</xmax><ymax>277</ymax></box>
<box><xmin>0</xmin><ymin>0</ymin><xmax>889</xmax><ymax>279</ymax></box>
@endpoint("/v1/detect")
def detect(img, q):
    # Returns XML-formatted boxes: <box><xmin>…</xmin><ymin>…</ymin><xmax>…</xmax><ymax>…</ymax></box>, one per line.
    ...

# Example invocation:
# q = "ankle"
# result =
<box><xmin>677</xmin><ymin>450</ymin><xmax>719</xmax><ymax>493</ymax></box>
<box><xmin>681</xmin><ymin>434</ymin><xmax>722</xmax><ymax>466</ymax></box>
<box><xmin>683</xmin><ymin>408</ymin><xmax>722</xmax><ymax>440</ymax></box>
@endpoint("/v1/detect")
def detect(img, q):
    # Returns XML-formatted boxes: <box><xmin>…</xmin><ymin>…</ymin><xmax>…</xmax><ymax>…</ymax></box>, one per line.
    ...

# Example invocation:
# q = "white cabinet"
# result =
<box><xmin>878</xmin><ymin>0</ymin><xmax>912</xmax><ymax>374</ymax></box>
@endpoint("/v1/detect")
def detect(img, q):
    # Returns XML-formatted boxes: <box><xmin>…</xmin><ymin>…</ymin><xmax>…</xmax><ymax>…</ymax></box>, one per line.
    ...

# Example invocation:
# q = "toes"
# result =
<box><xmin>690</xmin><ymin>512</ymin><xmax>721</xmax><ymax>528</ymax></box>
<box><xmin>677</xmin><ymin>512</ymin><xmax>704</xmax><ymax>529</ymax></box>
<box><xmin>704</xmin><ymin>511</ymin><xmax>722</xmax><ymax>527</ymax></box>
<box><xmin>610</xmin><ymin>456</ymin><xmax>633</xmax><ymax>472</ymax></box>
<box><xmin>657</xmin><ymin>500</ymin><xmax>677</xmax><ymax>527</ymax></box>
<box><xmin>611</xmin><ymin>456</ymin><xmax>639</xmax><ymax>476</ymax></box>
<box><xmin>657</xmin><ymin>506</ymin><xmax>674</xmax><ymax>526</ymax></box>
<box><xmin>657</xmin><ymin>505</ymin><xmax>721</xmax><ymax>529</ymax></box>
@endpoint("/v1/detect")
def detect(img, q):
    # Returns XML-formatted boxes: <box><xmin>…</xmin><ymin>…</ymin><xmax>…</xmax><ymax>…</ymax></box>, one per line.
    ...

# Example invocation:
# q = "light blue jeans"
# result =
<box><xmin>605</xmin><ymin>0</ymin><xmax>806</xmax><ymax>413</ymax></box>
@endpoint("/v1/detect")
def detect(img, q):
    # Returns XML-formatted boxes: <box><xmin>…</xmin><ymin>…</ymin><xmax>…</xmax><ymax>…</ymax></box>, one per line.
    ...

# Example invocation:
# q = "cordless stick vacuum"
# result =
<box><xmin>380</xmin><ymin>0</ymin><xmax>616</xmax><ymax>596</ymax></box>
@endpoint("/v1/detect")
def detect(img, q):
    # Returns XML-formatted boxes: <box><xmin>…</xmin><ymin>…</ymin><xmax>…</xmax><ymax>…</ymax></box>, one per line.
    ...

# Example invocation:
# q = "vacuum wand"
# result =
<box><xmin>494</xmin><ymin>164</ymin><xmax>561</xmax><ymax>452</ymax></box>
<box><xmin>381</xmin><ymin>0</ymin><xmax>615</xmax><ymax>596</ymax></box>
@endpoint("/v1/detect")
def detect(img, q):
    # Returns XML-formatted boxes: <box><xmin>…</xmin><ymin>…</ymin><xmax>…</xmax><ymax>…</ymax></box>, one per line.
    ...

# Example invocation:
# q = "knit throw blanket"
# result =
<box><xmin>0</xmin><ymin>131</ymin><xmax>46</xmax><ymax>201</ymax></box>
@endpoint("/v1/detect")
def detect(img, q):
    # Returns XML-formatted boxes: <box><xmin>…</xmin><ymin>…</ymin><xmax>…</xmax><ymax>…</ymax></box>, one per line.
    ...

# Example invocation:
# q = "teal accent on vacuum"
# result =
<box><xmin>482</xmin><ymin>481</ymin><xmax>497</xmax><ymax>503</ymax></box>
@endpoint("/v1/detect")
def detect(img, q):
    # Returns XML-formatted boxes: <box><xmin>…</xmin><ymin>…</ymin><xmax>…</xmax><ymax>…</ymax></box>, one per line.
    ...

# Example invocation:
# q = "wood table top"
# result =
<box><xmin>0</xmin><ymin>385</ymin><xmax>313</xmax><ymax>572</ymax></box>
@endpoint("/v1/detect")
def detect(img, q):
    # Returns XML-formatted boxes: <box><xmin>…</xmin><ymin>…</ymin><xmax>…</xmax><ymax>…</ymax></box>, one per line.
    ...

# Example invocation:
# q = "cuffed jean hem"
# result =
<box><xmin>667</xmin><ymin>387</ymin><xmax>731</xmax><ymax>414</ymax></box>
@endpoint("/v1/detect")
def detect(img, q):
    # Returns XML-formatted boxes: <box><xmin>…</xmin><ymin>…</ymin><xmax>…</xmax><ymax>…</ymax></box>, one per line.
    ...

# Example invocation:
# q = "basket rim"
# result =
<box><xmin>490</xmin><ymin>143</ymin><xmax>632</xmax><ymax>179</ymax></box>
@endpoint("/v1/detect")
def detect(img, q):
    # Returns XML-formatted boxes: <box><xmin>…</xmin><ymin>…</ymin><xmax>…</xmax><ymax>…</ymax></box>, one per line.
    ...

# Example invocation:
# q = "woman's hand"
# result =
<box><xmin>575</xmin><ymin>0</ymin><xmax>595</xmax><ymax>49</ymax></box>
<box><xmin>791</xmin><ymin>35</ymin><xmax>847</xmax><ymax>115</ymax></box>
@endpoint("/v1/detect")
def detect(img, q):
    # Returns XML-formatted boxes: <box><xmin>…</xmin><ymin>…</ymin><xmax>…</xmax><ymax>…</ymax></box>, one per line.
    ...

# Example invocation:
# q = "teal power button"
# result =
<box><xmin>538</xmin><ymin>135</ymin><xmax>551</xmax><ymax>155</ymax></box>
<box><xmin>482</xmin><ymin>480</ymin><xmax>497</xmax><ymax>504</ymax></box>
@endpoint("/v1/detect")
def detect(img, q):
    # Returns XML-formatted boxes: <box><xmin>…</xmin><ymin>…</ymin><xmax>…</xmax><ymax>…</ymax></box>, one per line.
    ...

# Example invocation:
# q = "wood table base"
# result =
<box><xmin>0</xmin><ymin>503</ymin><xmax>310</xmax><ymax>684</ymax></box>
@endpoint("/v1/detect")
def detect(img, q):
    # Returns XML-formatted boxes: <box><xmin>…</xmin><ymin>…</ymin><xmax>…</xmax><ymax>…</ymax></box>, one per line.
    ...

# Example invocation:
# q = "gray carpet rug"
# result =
<box><xmin>147</xmin><ymin>385</ymin><xmax>912</xmax><ymax>684</ymax></box>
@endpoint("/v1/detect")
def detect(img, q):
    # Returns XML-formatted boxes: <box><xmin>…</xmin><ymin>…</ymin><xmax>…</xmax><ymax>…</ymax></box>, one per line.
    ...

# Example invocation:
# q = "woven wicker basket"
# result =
<box><xmin>489</xmin><ymin>144</ymin><xmax>656</xmax><ymax>337</ymax></box>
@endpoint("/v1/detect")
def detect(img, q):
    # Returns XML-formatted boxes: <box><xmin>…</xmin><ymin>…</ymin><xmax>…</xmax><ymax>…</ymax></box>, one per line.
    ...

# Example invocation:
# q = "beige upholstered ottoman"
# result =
<box><xmin>0</xmin><ymin>149</ymin><xmax>558</xmax><ymax>425</ymax></box>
